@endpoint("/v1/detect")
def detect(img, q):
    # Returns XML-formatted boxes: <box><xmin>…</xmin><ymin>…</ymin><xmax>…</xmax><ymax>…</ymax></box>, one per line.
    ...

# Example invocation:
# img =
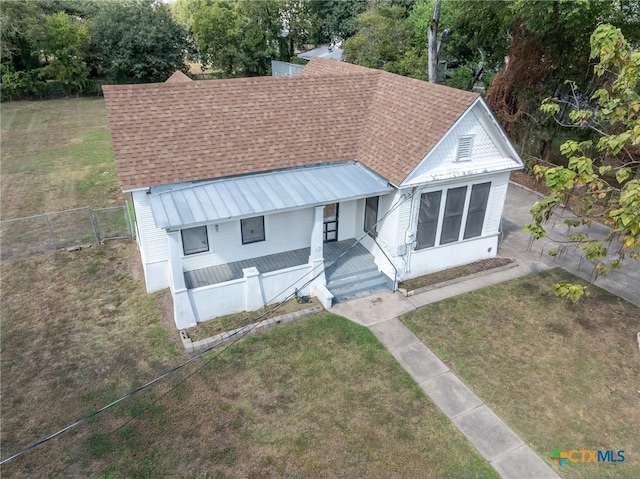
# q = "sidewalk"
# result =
<box><xmin>331</xmin><ymin>274</ymin><xmax>559</xmax><ymax>478</ymax></box>
<box><xmin>331</xmin><ymin>181</ymin><xmax>639</xmax><ymax>479</ymax></box>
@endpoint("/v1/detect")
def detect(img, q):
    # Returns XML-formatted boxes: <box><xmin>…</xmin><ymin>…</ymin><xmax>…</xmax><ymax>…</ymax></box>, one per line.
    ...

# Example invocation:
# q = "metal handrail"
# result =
<box><xmin>372</xmin><ymin>236</ymin><xmax>398</xmax><ymax>291</ymax></box>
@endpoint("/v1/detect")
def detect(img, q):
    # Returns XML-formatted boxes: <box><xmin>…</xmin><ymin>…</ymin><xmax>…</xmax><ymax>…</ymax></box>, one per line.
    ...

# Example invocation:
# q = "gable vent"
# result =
<box><xmin>456</xmin><ymin>136</ymin><xmax>473</xmax><ymax>161</ymax></box>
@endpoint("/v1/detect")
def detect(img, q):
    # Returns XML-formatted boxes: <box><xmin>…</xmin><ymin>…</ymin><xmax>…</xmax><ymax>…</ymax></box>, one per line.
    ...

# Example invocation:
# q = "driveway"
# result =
<box><xmin>500</xmin><ymin>182</ymin><xmax>639</xmax><ymax>306</ymax></box>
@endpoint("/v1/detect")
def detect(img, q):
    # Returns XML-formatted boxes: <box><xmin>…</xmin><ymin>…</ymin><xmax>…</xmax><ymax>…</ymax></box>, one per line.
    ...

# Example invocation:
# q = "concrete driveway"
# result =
<box><xmin>501</xmin><ymin>182</ymin><xmax>639</xmax><ymax>306</ymax></box>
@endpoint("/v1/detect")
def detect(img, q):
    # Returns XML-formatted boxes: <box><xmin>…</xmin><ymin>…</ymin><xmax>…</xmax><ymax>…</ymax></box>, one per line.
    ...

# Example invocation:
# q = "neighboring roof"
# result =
<box><xmin>103</xmin><ymin>58</ymin><xmax>479</xmax><ymax>191</ymax></box>
<box><xmin>150</xmin><ymin>162</ymin><xmax>393</xmax><ymax>229</ymax></box>
<box><xmin>297</xmin><ymin>44</ymin><xmax>344</xmax><ymax>61</ymax></box>
<box><xmin>165</xmin><ymin>70</ymin><xmax>192</xmax><ymax>83</ymax></box>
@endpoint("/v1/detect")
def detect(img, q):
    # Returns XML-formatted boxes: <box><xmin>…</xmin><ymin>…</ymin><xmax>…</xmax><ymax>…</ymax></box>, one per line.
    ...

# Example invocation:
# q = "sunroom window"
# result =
<box><xmin>416</xmin><ymin>181</ymin><xmax>492</xmax><ymax>249</ymax></box>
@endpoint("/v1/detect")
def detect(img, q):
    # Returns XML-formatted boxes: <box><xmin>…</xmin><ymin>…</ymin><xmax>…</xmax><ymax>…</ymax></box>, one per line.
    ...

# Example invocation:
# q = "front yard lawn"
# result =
<box><xmin>1</xmin><ymin>242</ymin><xmax>496</xmax><ymax>478</ymax></box>
<box><xmin>402</xmin><ymin>268</ymin><xmax>640</xmax><ymax>479</ymax></box>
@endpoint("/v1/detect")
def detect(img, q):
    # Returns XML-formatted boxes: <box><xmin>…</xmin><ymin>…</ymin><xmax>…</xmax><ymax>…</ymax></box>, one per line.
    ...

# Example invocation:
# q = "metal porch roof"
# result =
<box><xmin>149</xmin><ymin>162</ymin><xmax>393</xmax><ymax>230</ymax></box>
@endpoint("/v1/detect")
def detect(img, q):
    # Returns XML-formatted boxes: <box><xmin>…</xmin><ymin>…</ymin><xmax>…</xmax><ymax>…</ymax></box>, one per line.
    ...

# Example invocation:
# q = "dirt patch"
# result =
<box><xmin>510</xmin><ymin>170</ymin><xmax>552</xmax><ymax>196</ymax></box>
<box><xmin>186</xmin><ymin>298</ymin><xmax>320</xmax><ymax>342</ymax></box>
<box><xmin>399</xmin><ymin>257</ymin><xmax>514</xmax><ymax>292</ymax></box>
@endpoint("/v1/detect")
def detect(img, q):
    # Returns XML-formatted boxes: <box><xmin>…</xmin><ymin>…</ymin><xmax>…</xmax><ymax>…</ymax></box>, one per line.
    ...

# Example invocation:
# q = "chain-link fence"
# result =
<box><xmin>0</xmin><ymin>203</ymin><xmax>134</xmax><ymax>260</ymax></box>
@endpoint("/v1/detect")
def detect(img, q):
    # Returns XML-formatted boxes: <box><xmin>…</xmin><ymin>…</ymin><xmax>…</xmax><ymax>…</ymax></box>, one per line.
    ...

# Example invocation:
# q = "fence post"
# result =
<box><xmin>44</xmin><ymin>213</ymin><xmax>58</xmax><ymax>249</ymax></box>
<box><xmin>88</xmin><ymin>207</ymin><xmax>100</xmax><ymax>243</ymax></box>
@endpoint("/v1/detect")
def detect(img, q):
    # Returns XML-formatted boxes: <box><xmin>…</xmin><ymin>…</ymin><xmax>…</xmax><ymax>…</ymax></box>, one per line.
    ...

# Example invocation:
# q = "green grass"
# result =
<box><xmin>0</xmin><ymin>98</ymin><xmax>124</xmax><ymax>219</ymax></box>
<box><xmin>402</xmin><ymin>268</ymin><xmax>640</xmax><ymax>479</ymax></box>
<box><xmin>1</xmin><ymin>241</ymin><xmax>497</xmax><ymax>478</ymax></box>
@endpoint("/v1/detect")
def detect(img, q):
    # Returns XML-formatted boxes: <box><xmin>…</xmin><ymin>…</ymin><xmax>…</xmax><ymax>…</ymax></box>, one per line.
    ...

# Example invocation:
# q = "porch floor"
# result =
<box><xmin>184</xmin><ymin>247</ymin><xmax>310</xmax><ymax>289</ymax></box>
<box><xmin>183</xmin><ymin>239</ymin><xmax>376</xmax><ymax>290</ymax></box>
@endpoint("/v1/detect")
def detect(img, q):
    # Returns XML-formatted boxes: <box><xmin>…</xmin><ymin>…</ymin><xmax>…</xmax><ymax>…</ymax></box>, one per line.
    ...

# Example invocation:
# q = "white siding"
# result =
<box><xmin>375</xmin><ymin>192</ymin><xmax>400</xmax><ymax>251</ymax></box>
<box><xmin>337</xmin><ymin>200</ymin><xmax>357</xmax><ymax>241</ymax></box>
<box><xmin>403</xmin><ymin>105</ymin><xmax>519</xmax><ymax>186</ymax></box>
<box><xmin>398</xmin><ymin>173</ymin><xmax>508</xmax><ymax>279</ymax></box>
<box><xmin>181</xmin><ymin>207</ymin><xmax>314</xmax><ymax>272</ymax></box>
<box><xmin>393</xmin><ymin>189</ymin><xmax>413</xmax><ymax>255</ymax></box>
<box><xmin>132</xmin><ymin>190</ymin><xmax>170</xmax><ymax>292</ymax></box>
<box><xmin>404</xmin><ymin>235</ymin><xmax>498</xmax><ymax>279</ymax></box>
<box><xmin>484</xmin><ymin>172</ymin><xmax>510</xmax><ymax>235</ymax></box>
<box><xmin>133</xmin><ymin>190</ymin><xmax>170</xmax><ymax>262</ymax></box>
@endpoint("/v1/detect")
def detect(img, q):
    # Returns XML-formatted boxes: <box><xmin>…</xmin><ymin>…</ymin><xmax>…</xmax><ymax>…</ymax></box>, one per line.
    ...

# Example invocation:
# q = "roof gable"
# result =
<box><xmin>165</xmin><ymin>70</ymin><xmax>192</xmax><ymax>83</ymax></box>
<box><xmin>401</xmin><ymin>99</ymin><xmax>523</xmax><ymax>186</ymax></box>
<box><xmin>103</xmin><ymin>58</ymin><xmax>480</xmax><ymax>191</ymax></box>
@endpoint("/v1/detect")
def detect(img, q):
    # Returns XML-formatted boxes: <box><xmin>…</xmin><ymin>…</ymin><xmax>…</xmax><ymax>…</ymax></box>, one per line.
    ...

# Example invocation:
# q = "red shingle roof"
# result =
<box><xmin>103</xmin><ymin>58</ymin><xmax>478</xmax><ymax>190</ymax></box>
<box><xmin>164</xmin><ymin>70</ymin><xmax>192</xmax><ymax>83</ymax></box>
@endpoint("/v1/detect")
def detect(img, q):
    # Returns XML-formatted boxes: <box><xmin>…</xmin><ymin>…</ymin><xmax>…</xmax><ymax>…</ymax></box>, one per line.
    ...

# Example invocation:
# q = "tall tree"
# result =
<box><xmin>190</xmin><ymin>0</ymin><xmax>281</xmax><ymax>77</ymax></box>
<box><xmin>0</xmin><ymin>0</ymin><xmax>46</xmax><ymax>73</ymax></box>
<box><xmin>40</xmin><ymin>12</ymin><xmax>90</xmax><ymax>90</ymax></box>
<box><xmin>427</xmin><ymin>0</ymin><xmax>443</xmax><ymax>83</ymax></box>
<box><xmin>487</xmin><ymin>0</ymin><xmax>636</xmax><ymax>145</ymax></box>
<box><xmin>308</xmin><ymin>0</ymin><xmax>368</xmax><ymax>43</ymax></box>
<box><xmin>527</xmin><ymin>24</ymin><xmax>640</xmax><ymax>301</ymax></box>
<box><xmin>192</xmin><ymin>0</ymin><xmax>241</xmax><ymax>76</ymax></box>
<box><xmin>344</xmin><ymin>4</ymin><xmax>411</xmax><ymax>70</ymax></box>
<box><xmin>90</xmin><ymin>0</ymin><xmax>188</xmax><ymax>83</ymax></box>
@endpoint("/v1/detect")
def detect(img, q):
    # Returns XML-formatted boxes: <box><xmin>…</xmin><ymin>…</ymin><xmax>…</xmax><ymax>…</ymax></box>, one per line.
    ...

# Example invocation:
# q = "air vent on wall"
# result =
<box><xmin>457</xmin><ymin>136</ymin><xmax>473</xmax><ymax>161</ymax></box>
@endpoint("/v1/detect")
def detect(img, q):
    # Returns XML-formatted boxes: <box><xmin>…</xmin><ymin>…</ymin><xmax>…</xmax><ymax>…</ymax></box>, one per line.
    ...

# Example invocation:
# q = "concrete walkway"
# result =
<box><xmin>332</xmin><ymin>285</ymin><xmax>559</xmax><ymax>478</ymax></box>
<box><xmin>331</xmin><ymin>183</ymin><xmax>639</xmax><ymax>478</ymax></box>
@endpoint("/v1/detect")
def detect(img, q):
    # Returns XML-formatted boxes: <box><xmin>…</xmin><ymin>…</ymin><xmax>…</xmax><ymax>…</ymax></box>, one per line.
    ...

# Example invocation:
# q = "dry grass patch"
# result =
<box><xmin>402</xmin><ymin>268</ymin><xmax>640</xmax><ymax>479</ymax></box>
<box><xmin>1</xmin><ymin>98</ymin><xmax>124</xmax><ymax>219</ymax></box>
<box><xmin>186</xmin><ymin>297</ymin><xmax>319</xmax><ymax>342</ymax></box>
<box><xmin>399</xmin><ymin>257</ymin><xmax>513</xmax><ymax>291</ymax></box>
<box><xmin>1</xmin><ymin>243</ymin><xmax>497</xmax><ymax>478</ymax></box>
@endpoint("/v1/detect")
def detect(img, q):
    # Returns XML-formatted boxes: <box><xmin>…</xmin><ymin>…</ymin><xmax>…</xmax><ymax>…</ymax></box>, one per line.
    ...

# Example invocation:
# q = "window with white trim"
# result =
<box><xmin>456</xmin><ymin>136</ymin><xmax>474</xmax><ymax>161</ymax></box>
<box><xmin>440</xmin><ymin>186</ymin><xmax>467</xmax><ymax>244</ymax></box>
<box><xmin>415</xmin><ymin>181</ymin><xmax>491</xmax><ymax>249</ymax></box>
<box><xmin>182</xmin><ymin>226</ymin><xmax>209</xmax><ymax>255</ymax></box>
<box><xmin>415</xmin><ymin>191</ymin><xmax>441</xmax><ymax>249</ymax></box>
<box><xmin>464</xmin><ymin>182</ymin><xmax>491</xmax><ymax>239</ymax></box>
<box><xmin>241</xmin><ymin>216</ymin><xmax>265</xmax><ymax>244</ymax></box>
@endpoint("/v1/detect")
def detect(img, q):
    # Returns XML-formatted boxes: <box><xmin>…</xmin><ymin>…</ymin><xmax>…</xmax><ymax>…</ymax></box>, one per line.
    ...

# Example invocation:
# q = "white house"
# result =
<box><xmin>103</xmin><ymin>58</ymin><xmax>522</xmax><ymax>329</ymax></box>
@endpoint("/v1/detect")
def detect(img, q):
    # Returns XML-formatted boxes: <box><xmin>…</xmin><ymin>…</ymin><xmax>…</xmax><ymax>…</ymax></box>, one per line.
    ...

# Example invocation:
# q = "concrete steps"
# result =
<box><xmin>326</xmin><ymin>267</ymin><xmax>392</xmax><ymax>303</ymax></box>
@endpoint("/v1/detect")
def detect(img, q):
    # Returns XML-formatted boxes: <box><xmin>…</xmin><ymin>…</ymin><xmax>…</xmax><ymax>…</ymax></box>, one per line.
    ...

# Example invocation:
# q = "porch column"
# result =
<box><xmin>308</xmin><ymin>206</ymin><xmax>326</xmax><ymax>287</ymax></box>
<box><xmin>243</xmin><ymin>267</ymin><xmax>265</xmax><ymax>311</ymax></box>
<box><xmin>167</xmin><ymin>231</ymin><xmax>197</xmax><ymax>329</ymax></box>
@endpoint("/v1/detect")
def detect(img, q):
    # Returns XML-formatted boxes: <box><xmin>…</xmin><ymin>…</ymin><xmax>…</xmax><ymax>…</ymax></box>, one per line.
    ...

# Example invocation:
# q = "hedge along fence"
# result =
<box><xmin>0</xmin><ymin>69</ymin><xmax>107</xmax><ymax>101</ymax></box>
<box><xmin>0</xmin><ymin>203</ymin><xmax>134</xmax><ymax>260</ymax></box>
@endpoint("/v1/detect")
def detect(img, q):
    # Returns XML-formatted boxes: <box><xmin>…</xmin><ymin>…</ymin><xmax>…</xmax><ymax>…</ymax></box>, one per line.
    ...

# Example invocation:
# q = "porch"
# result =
<box><xmin>183</xmin><ymin>239</ymin><xmax>392</xmax><ymax>304</ymax></box>
<box><xmin>184</xmin><ymin>239</ymin><xmax>375</xmax><ymax>290</ymax></box>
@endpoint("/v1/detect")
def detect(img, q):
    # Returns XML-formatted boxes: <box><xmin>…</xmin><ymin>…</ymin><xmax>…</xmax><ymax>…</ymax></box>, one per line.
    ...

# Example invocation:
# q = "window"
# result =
<box><xmin>364</xmin><ymin>196</ymin><xmax>379</xmax><ymax>238</ymax></box>
<box><xmin>182</xmin><ymin>226</ymin><xmax>208</xmax><ymax>255</ymax></box>
<box><xmin>440</xmin><ymin>186</ymin><xmax>467</xmax><ymax>244</ymax></box>
<box><xmin>416</xmin><ymin>191</ymin><xmax>442</xmax><ymax>249</ymax></box>
<box><xmin>241</xmin><ymin>216</ymin><xmax>265</xmax><ymax>244</ymax></box>
<box><xmin>415</xmin><ymin>182</ymin><xmax>492</xmax><ymax>250</ymax></box>
<box><xmin>464</xmin><ymin>182</ymin><xmax>491</xmax><ymax>239</ymax></box>
<box><xmin>456</xmin><ymin>136</ymin><xmax>473</xmax><ymax>161</ymax></box>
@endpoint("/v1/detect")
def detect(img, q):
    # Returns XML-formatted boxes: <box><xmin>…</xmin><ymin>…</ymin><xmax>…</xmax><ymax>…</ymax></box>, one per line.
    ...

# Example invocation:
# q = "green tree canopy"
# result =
<box><xmin>90</xmin><ymin>0</ymin><xmax>188</xmax><ymax>83</ymax></box>
<box><xmin>41</xmin><ymin>12</ymin><xmax>90</xmax><ymax>90</ymax></box>
<box><xmin>344</xmin><ymin>4</ymin><xmax>412</xmax><ymax>71</ymax></box>
<box><xmin>527</xmin><ymin>24</ymin><xmax>640</xmax><ymax>301</ymax></box>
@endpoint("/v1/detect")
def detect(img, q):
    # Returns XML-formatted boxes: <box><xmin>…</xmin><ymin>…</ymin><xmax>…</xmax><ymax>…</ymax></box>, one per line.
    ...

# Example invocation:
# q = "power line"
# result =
<box><xmin>1</xmin><ymin>192</ymin><xmax>411</xmax><ymax>467</ymax></box>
